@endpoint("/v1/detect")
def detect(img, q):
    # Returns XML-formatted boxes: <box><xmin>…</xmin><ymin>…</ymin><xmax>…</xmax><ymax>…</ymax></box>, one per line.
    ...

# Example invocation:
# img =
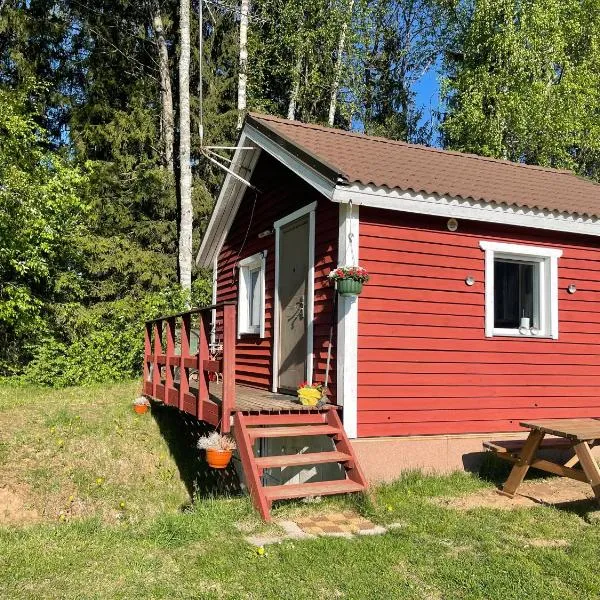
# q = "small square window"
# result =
<box><xmin>494</xmin><ymin>259</ymin><xmax>538</xmax><ymax>330</ymax></box>
<box><xmin>238</xmin><ymin>252</ymin><xmax>266</xmax><ymax>336</ymax></box>
<box><xmin>480</xmin><ymin>241</ymin><xmax>562</xmax><ymax>338</ymax></box>
<box><xmin>248</xmin><ymin>267</ymin><xmax>261</xmax><ymax>328</ymax></box>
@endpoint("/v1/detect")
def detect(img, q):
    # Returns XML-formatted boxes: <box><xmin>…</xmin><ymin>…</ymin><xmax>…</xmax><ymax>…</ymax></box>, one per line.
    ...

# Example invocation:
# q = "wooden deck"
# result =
<box><xmin>208</xmin><ymin>382</ymin><xmax>333</xmax><ymax>413</ymax></box>
<box><xmin>143</xmin><ymin>302</ymin><xmax>335</xmax><ymax>431</ymax></box>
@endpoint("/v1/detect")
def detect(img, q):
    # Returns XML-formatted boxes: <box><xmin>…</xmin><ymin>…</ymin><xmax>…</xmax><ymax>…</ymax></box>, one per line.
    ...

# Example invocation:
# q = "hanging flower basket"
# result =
<box><xmin>205</xmin><ymin>448</ymin><xmax>233</xmax><ymax>469</ymax></box>
<box><xmin>132</xmin><ymin>396</ymin><xmax>150</xmax><ymax>414</ymax></box>
<box><xmin>337</xmin><ymin>279</ymin><xmax>363</xmax><ymax>296</ymax></box>
<box><xmin>328</xmin><ymin>266</ymin><xmax>369</xmax><ymax>297</ymax></box>
<box><xmin>197</xmin><ymin>432</ymin><xmax>236</xmax><ymax>469</ymax></box>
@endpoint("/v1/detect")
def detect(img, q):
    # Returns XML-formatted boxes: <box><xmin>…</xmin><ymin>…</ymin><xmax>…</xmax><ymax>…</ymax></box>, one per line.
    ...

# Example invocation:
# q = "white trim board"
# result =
<box><xmin>210</xmin><ymin>254</ymin><xmax>218</xmax><ymax>347</ymax></box>
<box><xmin>272</xmin><ymin>202</ymin><xmax>317</xmax><ymax>392</ymax></box>
<box><xmin>479</xmin><ymin>240</ymin><xmax>562</xmax><ymax>340</ymax></box>
<box><xmin>333</xmin><ymin>185</ymin><xmax>600</xmax><ymax>238</ymax></box>
<box><xmin>336</xmin><ymin>202</ymin><xmax>359</xmax><ymax>439</ymax></box>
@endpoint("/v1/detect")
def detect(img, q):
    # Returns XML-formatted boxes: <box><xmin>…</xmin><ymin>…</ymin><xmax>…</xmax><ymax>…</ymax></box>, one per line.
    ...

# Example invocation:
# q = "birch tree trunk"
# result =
<box><xmin>237</xmin><ymin>0</ymin><xmax>249</xmax><ymax>129</ymax></box>
<box><xmin>153</xmin><ymin>11</ymin><xmax>175</xmax><ymax>174</ymax></box>
<box><xmin>328</xmin><ymin>0</ymin><xmax>354</xmax><ymax>126</ymax></box>
<box><xmin>287</xmin><ymin>53</ymin><xmax>302</xmax><ymax>120</ymax></box>
<box><xmin>178</xmin><ymin>0</ymin><xmax>193</xmax><ymax>293</ymax></box>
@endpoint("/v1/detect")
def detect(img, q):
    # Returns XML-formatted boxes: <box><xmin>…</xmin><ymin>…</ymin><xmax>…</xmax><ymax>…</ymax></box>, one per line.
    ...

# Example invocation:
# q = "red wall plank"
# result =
<box><xmin>358</xmin><ymin>208</ymin><xmax>600</xmax><ymax>437</ymax></box>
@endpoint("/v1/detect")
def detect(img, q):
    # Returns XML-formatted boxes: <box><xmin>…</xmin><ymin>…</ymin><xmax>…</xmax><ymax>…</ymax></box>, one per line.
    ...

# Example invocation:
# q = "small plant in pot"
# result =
<box><xmin>197</xmin><ymin>432</ymin><xmax>237</xmax><ymax>469</ymax></box>
<box><xmin>328</xmin><ymin>265</ymin><xmax>370</xmax><ymax>296</ymax></box>
<box><xmin>132</xmin><ymin>396</ymin><xmax>150</xmax><ymax>414</ymax></box>
<box><xmin>296</xmin><ymin>382</ymin><xmax>325</xmax><ymax>407</ymax></box>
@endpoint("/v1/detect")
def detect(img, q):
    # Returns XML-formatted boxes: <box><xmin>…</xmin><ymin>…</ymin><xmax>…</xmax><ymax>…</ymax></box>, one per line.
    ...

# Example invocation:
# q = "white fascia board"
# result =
<box><xmin>196</xmin><ymin>133</ymin><xmax>261</xmax><ymax>268</ymax></box>
<box><xmin>333</xmin><ymin>184</ymin><xmax>600</xmax><ymax>238</ymax></box>
<box><xmin>245</xmin><ymin>124</ymin><xmax>337</xmax><ymax>201</ymax></box>
<box><xmin>197</xmin><ymin>122</ymin><xmax>338</xmax><ymax>269</ymax></box>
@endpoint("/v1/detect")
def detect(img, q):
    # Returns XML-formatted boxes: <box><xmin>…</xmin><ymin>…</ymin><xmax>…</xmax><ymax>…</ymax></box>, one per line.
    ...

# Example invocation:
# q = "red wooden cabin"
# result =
<box><xmin>146</xmin><ymin>114</ymin><xmax>600</xmax><ymax>517</ymax></box>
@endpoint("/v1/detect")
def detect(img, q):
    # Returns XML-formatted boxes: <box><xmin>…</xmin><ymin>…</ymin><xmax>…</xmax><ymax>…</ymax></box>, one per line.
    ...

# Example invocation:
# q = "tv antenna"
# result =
<box><xmin>197</xmin><ymin>0</ymin><xmax>264</xmax><ymax>189</ymax></box>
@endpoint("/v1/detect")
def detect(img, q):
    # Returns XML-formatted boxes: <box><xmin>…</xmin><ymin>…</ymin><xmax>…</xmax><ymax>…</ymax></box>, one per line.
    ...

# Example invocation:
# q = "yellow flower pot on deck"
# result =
<box><xmin>297</xmin><ymin>387</ymin><xmax>322</xmax><ymax>406</ymax></box>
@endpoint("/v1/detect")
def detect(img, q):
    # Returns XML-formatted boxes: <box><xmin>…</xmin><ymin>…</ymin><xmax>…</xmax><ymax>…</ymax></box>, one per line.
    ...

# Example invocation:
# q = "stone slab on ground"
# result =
<box><xmin>244</xmin><ymin>510</ymin><xmax>387</xmax><ymax>546</ymax></box>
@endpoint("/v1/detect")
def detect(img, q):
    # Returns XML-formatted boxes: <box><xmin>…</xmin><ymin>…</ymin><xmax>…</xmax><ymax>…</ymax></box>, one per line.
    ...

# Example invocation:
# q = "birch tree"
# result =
<box><xmin>287</xmin><ymin>54</ymin><xmax>302</xmax><ymax>120</ymax></box>
<box><xmin>249</xmin><ymin>0</ymin><xmax>348</xmax><ymax>123</ymax></box>
<box><xmin>442</xmin><ymin>0</ymin><xmax>600</xmax><ymax>177</ymax></box>
<box><xmin>328</xmin><ymin>0</ymin><xmax>355</xmax><ymax>126</ymax></box>
<box><xmin>237</xmin><ymin>0</ymin><xmax>249</xmax><ymax>128</ymax></box>
<box><xmin>153</xmin><ymin>9</ymin><xmax>175</xmax><ymax>174</ymax></box>
<box><xmin>179</xmin><ymin>0</ymin><xmax>193</xmax><ymax>293</ymax></box>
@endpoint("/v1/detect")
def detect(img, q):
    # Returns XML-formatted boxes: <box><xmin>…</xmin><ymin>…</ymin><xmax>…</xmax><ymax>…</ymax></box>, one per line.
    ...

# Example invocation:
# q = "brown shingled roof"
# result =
<box><xmin>247</xmin><ymin>112</ymin><xmax>600</xmax><ymax>218</ymax></box>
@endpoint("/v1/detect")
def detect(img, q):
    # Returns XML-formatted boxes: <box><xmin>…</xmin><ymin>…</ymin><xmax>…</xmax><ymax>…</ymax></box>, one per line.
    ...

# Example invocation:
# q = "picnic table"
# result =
<box><xmin>485</xmin><ymin>419</ymin><xmax>600</xmax><ymax>501</ymax></box>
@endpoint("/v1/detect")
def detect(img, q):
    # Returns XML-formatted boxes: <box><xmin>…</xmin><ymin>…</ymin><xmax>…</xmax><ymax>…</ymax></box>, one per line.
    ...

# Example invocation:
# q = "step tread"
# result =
<box><xmin>255</xmin><ymin>451</ymin><xmax>352</xmax><ymax>469</ymax></box>
<box><xmin>242</xmin><ymin>413</ymin><xmax>327</xmax><ymax>426</ymax></box>
<box><xmin>247</xmin><ymin>425</ymin><xmax>340</xmax><ymax>439</ymax></box>
<box><xmin>263</xmin><ymin>479</ymin><xmax>365</xmax><ymax>501</ymax></box>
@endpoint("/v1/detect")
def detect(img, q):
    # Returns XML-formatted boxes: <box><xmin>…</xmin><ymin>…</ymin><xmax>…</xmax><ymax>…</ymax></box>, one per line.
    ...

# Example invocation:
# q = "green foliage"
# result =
<box><xmin>442</xmin><ymin>0</ymin><xmax>600</xmax><ymax>176</ymax></box>
<box><xmin>22</xmin><ymin>287</ymin><xmax>189</xmax><ymax>387</ymax></box>
<box><xmin>353</xmin><ymin>0</ymin><xmax>446</xmax><ymax>142</ymax></box>
<box><xmin>248</xmin><ymin>0</ymin><xmax>349</xmax><ymax>122</ymax></box>
<box><xmin>0</xmin><ymin>84</ymin><xmax>86</xmax><ymax>373</ymax></box>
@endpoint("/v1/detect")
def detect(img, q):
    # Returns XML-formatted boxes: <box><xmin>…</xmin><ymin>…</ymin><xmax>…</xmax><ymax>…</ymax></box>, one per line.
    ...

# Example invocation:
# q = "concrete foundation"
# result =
<box><xmin>351</xmin><ymin>433</ymin><xmax>600</xmax><ymax>483</ymax></box>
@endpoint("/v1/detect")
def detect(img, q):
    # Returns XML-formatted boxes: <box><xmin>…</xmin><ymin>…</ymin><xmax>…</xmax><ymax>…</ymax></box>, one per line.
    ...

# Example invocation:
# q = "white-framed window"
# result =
<box><xmin>238</xmin><ymin>251</ymin><xmax>267</xmax><ymax>336</ymax></box>
<box><xmin>479</xmin><ymin>241</ymin><xmax>562</xmax><ymax>339</ymax></box>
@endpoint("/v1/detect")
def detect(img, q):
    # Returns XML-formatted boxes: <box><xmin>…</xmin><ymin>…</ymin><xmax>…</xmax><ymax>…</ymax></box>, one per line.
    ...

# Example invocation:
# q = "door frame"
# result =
<box><xmin>272</xmin><ymin>201</ymin><xmax>317</xmax><ymax>392</ymax></box>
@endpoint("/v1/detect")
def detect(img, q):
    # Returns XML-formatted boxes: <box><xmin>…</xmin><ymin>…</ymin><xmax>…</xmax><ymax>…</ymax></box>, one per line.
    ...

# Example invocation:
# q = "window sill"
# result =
<box><xmin>489</xmin><ymin>330</ymin><xmax>554</xmax><ymax>339</ymax></box>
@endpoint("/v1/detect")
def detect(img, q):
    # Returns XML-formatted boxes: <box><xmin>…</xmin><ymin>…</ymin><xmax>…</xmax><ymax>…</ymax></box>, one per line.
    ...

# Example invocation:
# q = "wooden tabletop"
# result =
<box><xmin>520</xmin><ymin>418</ymin><xmax>600</xmax><ymax>441</ymax></box>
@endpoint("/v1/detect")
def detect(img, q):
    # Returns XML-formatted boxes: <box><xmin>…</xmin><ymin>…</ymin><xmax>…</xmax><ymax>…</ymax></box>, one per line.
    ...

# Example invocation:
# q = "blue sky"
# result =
<box><xmin>414</xmin><ymin>64</ymin><xmax>443</xmax><ymax>146</ymax></box>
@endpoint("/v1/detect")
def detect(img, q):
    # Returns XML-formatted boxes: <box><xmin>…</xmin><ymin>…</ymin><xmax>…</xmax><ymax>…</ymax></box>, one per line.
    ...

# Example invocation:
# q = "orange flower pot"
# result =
<box><xmin>133</xmin><ymin>404</ymin><xmax>149</xmax><ymax>415</ymax></box>
<box><xmin>206</xmin><ymin>448</ymin><xmax>233</xmax><ymax>469</ymax></box>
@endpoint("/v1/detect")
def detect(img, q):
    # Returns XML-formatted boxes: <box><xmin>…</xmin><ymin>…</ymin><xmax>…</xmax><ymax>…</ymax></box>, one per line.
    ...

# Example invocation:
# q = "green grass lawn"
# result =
<box><xmin>1</xmin><ymin>381</ymin><xmax>599</xmax><ymax>599</ymax></box>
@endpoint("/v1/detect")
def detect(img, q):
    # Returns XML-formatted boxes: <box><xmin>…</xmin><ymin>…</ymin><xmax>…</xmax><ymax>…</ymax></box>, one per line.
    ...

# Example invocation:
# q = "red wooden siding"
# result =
<box><xmin>358</xmin><ymin>208</ymin><xmax>600</xmax><ymax>437</ymax></box>
<box><xmin>215</xmin><ymin>153</ymin><xmax>338</xmax><ymax>397</ymax></box>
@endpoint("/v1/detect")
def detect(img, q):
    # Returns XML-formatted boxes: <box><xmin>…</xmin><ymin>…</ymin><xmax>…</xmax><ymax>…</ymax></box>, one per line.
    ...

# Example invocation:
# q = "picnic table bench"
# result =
<box><xmin>484</xmin><ymin>419</ymin><xmax>600</xmax><ymax>501</ymax></box>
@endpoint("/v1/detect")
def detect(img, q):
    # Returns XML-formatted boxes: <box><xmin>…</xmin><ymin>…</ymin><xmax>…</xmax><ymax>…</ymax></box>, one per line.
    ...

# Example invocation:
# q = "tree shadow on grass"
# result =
<box><xmin>149</xmin><ymin>401</ymin><xmax>242</xmax><ymax>506</ymax></box>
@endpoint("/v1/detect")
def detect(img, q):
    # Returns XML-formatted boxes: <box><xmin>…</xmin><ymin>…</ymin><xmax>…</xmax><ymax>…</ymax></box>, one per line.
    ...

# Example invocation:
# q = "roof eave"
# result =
<box><xmin>333</xmin><ymin>183</ymin><xmax>600</xmax><ymax>238</ymax></box>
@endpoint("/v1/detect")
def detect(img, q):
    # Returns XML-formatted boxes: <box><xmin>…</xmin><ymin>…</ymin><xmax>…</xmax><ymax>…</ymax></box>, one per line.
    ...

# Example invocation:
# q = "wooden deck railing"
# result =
<box><xmin>143</xmin><ymin>302</ymin><xmax>237</xmax><ymax>432</ymax></box>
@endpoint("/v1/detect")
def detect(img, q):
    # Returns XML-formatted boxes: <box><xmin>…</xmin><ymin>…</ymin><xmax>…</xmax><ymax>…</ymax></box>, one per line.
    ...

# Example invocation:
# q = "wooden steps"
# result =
<box><xmin>263</xmin><ymin>480</ymin><xmax>364</xmax><ymax>501</ymax></box>
<box><xmin>255</xmin><ymin>451</ymin><xmax>352</xmax><ymax>469</ymax></box>
<box><xmin>234</xmin><ymin>408</ymin><xmax>368</xmax><ymax>521</ymax></box>
<box><xmin>247</xmin><ymin>425</ymin><xmax>340</xmax><ymax>439</ymax></box>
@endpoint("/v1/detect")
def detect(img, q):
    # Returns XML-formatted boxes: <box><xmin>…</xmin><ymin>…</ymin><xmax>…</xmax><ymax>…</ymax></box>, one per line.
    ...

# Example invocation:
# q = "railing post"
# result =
<box><xmin>152</xmin><ymin>320</ymin><xmax>163</xmax><ymax>400</ymax></box>
<box><xmin>221</xmin><ymin>303</ymin><xmax>236</xmax><ymax>433</ymax></box>
<box><xmin>179</xmin><ymin>313</ymin><xmax>190</xmax><ymax>411</ymax></box>
<box><xmin>165</xmin><ymin>317</ymin><xmax>176</xmax><ymax>405</ymax></box>
<box><xmin>143</xmin><ymin>322</ymin><xmax>151</xmax><ymax>394</ymax></box>
<box><xmin>197</xmin><ymin>311</ymin><xmax>210</xmax><ymax>421</ymax></box>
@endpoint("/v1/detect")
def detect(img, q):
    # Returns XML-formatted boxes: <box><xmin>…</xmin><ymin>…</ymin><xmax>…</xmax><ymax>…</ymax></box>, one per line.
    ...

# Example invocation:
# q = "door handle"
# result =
<box><xmin>296</xmin><ymin>296</ymin><xmax>305</xmax><ymax>320</ymax></box>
